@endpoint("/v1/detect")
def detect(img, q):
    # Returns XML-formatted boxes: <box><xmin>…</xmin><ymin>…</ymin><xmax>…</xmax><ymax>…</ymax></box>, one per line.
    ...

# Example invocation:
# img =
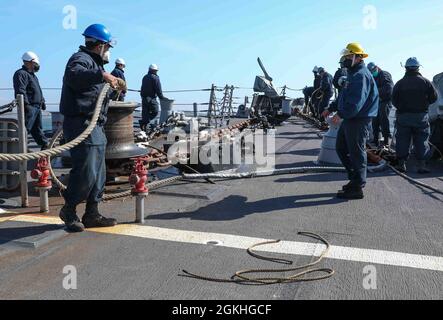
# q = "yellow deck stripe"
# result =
<box><xmin>3</xmin><ymin>214</ymin><xmax>443</xmax><ymax>273</ymax></box>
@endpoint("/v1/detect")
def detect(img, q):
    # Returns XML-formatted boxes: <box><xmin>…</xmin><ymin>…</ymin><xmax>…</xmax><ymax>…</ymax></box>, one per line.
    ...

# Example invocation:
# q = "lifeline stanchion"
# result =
<box><xmin>129</xmin><ymin>157</ymin><xmax>150</xmax><ymax>223</ymax></box>
<box><xmin>16</xmin><ymin>94</ymin><xmax>29</xmax><ymax>208</ymax></box>
<box><xmin>193</xmin><ymin>103</ymin><xmax>198</xmax><ymax>118</ymax></box>
<box><xmin>31</xmin><ymin>157</ymin><xmax>52</xmax><ymax>213</ymax></box>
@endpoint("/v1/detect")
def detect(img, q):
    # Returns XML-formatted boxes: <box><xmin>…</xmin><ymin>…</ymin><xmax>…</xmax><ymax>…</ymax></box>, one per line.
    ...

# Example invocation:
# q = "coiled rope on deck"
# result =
<box><xmin>182</xmin><ymin>232</ymin><xmax>334</xmax><ymax>285</ymax></box>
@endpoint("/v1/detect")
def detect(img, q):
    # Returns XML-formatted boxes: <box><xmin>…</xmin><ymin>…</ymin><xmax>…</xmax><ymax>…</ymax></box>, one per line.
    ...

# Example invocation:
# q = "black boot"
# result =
<box><xmin>417</xmin><ymin>160</ymin><xmax>431</xmax><ymax>174</ymax></box>
<box><xmin>395</xmin><ymin>159</ymin><xmax>407</xmax><ymax>173</ymax></box>
<box><xmin>342</xmin><ymin>182</ymin><xmax>355</xmax><ymax>192</ymax></box>
<box><xmin>59</xmin><ymin>204</ymin><xmax>85</xmax><ymax>233</ymax></box>
<box><xmin>337</xmin><ymin>186</ymin><xmax>364</xmax><ymax>200</ymax></box>
<box><xmin>82</xmin><ymin>203</ymin><xmax>117</xmax><ymax>229</ymax></box>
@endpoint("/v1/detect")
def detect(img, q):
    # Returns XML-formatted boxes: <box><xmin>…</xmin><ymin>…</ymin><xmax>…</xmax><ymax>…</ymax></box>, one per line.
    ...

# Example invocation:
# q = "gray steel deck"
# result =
<box><xmin>0</xmin><ymin>117</ymin><xmax>442</xmax><ymax>300</ymax></box>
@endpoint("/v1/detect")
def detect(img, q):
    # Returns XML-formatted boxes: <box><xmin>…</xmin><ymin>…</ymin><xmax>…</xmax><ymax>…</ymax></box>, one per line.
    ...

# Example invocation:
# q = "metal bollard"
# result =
<box><xmin>31</xmin><ymin>157</ymin><xmax>52</xmax><ymax>213</ymax></box>
<box><xmin>38</xmin><ymin>187</ymin><xmax>51</xmax><ymax>213</ymax></box>
<box><xmin>135</xmin><ymin>195</ymin><xmax>146</xmax><ymax>224</ymax></box>
<box><xmin>129</xmin><ymin>157</ymin><xmax>150</xmax><ymax>224</ymax></box>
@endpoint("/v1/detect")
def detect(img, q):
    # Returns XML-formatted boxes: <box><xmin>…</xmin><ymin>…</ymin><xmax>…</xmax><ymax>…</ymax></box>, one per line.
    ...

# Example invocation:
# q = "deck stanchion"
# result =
<box><xmin>193</xmin><ymin>103</ymin><xmax>198</xmax><ymax>118</ymax></box>
<box><xmin>16</xmin><ymin>94</ymin><xmax>29</xmax><ymax>208</ymax></box>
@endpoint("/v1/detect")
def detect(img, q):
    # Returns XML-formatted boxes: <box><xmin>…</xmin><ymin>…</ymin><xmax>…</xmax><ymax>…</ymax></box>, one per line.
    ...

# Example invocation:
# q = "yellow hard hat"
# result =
<box><xmin>340</xmin><ymin>43</ymin><xmax>369</xmax><ymax>58</ymax></box>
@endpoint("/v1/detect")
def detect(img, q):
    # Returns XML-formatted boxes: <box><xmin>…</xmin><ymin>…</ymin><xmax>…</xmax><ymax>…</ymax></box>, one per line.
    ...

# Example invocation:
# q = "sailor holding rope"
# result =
<box><xmin>58</xmin><ymin>24</ymin><xmax>123</xmax><ymax>232</ymax></box>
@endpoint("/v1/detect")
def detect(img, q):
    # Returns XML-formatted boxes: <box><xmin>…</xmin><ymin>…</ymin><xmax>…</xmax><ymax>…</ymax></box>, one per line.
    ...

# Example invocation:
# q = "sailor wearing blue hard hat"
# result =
<box><xmin>58</xmin><ymin>24</ymin><xmax>124</xmax><ymax>232</ymax></box>
<box><xmin>392</xmin><ymin>57</ymin><xmax>438</xmax><ymax>174</ymax></box>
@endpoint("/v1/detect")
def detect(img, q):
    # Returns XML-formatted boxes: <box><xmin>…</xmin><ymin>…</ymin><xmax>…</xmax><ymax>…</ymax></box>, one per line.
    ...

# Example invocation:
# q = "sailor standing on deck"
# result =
<box><xmin>13</xmin><ymin>52</ymin><xmax>49</xmax><ymax>150</ymax></box>
<box><xmin>367</xmin><ymin>62</ymin><xmax>394</xmax><ymax>147</ymax></box>
<box><xmin>58</xmin><ymin>24</ymin><xmax>124</xmax><ymax>232</ymax></box>
<box><xmin>303</xmin><ymin>66</ymin><xmax>321</xmax><ymax>115</ymax></box>
<box><xmin>323</xmin><ymin>43</ymin><xmax>379</xmax><ymax>200</ymax></box>
<box><xmin>333</xmin><ymin>58</ymin><xmax>348</xmax><ymax>95</ymax></box>
<box><xmin>317</xmin><ymin>67</ymin><xmax>334</xmax><ymax>124</ymax></box>
<box><xmin>392</xmin><ymin>57</ymin><xmax>438</xmax><ymax>174</ymax></box>
<box><xmin>139</xmin><ymin>64</ymin><xmax>166</xmax><ymax>132</ymax></box>
<box><xmin>110</xmin><ymin>58</ymin><xmax>127</xmax><ymax>101</ymax></box>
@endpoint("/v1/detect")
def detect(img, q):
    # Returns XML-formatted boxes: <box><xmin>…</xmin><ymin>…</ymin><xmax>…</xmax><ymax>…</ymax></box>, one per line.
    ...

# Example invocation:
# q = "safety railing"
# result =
<box><xmin>0</xmin><ymin>95</ymin><xmax>29</xmax><ymax>207</ymax></box>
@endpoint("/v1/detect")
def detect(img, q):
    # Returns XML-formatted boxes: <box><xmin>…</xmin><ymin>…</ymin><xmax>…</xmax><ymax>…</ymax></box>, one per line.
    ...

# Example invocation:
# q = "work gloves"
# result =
<box><xmin>115</xmin><ymin>79</ymin><xmax>127</xmax><ymax>92</ymax></box>
<box><xmin>338</xmin><ymin>76</ymin><xmax>348</xmax><ymax>88</ymax></box>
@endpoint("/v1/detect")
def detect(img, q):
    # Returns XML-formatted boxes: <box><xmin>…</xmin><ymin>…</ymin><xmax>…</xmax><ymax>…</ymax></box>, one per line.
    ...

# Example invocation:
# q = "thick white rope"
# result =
<box><xmin>0</xmin><ymin>84</ymin><xmax>110</xmax><ymax>161</ymax></box>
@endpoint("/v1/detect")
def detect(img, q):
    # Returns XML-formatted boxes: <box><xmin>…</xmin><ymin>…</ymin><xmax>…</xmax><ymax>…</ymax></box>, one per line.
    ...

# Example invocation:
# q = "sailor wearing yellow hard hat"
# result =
<box><xmin>323</xmin><ymin>42</ymin><xmax>379</xmax><ymax>200</ymax></box>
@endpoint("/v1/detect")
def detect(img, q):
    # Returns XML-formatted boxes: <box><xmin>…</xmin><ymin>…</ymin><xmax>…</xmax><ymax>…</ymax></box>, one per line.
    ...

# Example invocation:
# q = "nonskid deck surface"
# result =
<box><xmin>0</xmin><ymin>117</ymin><xmax>442</xmax><ymax>300</ymax></box>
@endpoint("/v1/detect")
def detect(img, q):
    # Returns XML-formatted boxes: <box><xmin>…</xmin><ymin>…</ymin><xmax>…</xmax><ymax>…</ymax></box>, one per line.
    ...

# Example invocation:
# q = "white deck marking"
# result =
<box><xmin>4</xmin><ymin>214</ymin><xmax>443</xmax><ymax>273</ymax></box>
<box><xmin>0</xmin><ymin>208</ymin><xmax>10</xmax><ymax>215</ymax></box>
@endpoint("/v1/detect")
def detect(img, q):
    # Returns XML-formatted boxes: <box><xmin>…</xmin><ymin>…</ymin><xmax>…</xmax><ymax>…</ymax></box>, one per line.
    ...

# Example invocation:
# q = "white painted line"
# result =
<box><xmin>6</xmin><ymin>214</ymin><xmax>443</xmax><ymax>273</ymax></box>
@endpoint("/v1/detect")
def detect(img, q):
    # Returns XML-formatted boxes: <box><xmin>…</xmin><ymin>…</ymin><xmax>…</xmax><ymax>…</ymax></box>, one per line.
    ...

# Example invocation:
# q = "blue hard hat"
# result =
<box><xmin>82</xmin><ymin>24</ymin><xmax>114</xmax><ymax>46</ymax></box>
<box><xmin>367</xmin><ymin>62</ymin><xmax>377</xmax><ymax>71</ymax></box>
<box><xmin>405</xmin><ymin>57</ymin><xmax>421</xmax><ymax>68</ymax></box>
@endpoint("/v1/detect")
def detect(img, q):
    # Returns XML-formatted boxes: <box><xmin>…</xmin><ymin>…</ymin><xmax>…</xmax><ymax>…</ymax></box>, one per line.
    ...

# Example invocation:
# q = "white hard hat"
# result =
<box><xmin>149</xmin><ymin>64</ymin><xmax>159</xmax><ymax>71</ymax></box>
<box><xmin>115</xmin><ymin>58</ymin><xmax>126</xmax><ymax>66</ymax></box>
<box><xmin>22</xmin><ymin>51</ymin><xmax>40</xmax><ymax>65</ymax></box>
<box><xmin>405</xmin><ymin>57</ymin><xmax>421</xmax><ymax>69</ymax></box>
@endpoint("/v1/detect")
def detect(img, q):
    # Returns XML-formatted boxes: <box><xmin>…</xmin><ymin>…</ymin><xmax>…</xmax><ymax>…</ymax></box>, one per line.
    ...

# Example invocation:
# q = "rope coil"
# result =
<box><xmin>181</xmin><ymin>232</ymin><xmax>334</xmax><ymax>285</ymax></box>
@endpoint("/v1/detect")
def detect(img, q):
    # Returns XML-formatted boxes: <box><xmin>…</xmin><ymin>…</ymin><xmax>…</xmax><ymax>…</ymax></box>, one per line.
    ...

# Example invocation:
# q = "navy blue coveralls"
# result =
<box><xmin>318</xmin><ymin>72</ymin><xmax>334</xmax><ymax>119</ymax></box>
<box><xmin>140</xmin><ymin>72</ymin><xmax>165</xmax><ymax>128</ymax></box>
<box><xmin>110</xmin><ymin>67</ymin><xmax>126</xmax><ymax>101</ymax></box>
<box><xmin>392</xmin><ymin>70</ymin><xmax>438</xmax><ymax>161</ymax></box>
<box><xmin>372</xmin><ymin>69</ymin><xmax>394</xmax><ymax>141</ymax></box>
<box><xmin>333</xmin><ymin>68</ymin><xmax>348</xmax><ymax>94</ymax></box>
<box><xmin>13</xmin><ymin>66</ymin><xmax>49</xmax><ymax>147</ymax></box>
<box><xmin>309</xmin><ymin>74</ymin><xmax>322</xmax><ymax>116</ymax></box>
<box><xmin>59</xmin><ymin>46</ymin><xmax>109</xmax><ymax>208</ymax></box>
<box><xmin>303</xmin><ymin>86</ymin><xmax>315</xmax><ymax>110</ymax></box>
<box><xmin>332</xmin><ymin>62</ymin><xmax>379</xmax><ymax>188</ymax></box>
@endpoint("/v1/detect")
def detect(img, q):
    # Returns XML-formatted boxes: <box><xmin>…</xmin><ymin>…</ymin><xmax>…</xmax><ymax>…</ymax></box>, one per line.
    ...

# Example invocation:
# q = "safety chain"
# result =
<box><xmin>144</xmin><ymin>114</ymin><xmax>183</xmax><ymax>141</ymax></box>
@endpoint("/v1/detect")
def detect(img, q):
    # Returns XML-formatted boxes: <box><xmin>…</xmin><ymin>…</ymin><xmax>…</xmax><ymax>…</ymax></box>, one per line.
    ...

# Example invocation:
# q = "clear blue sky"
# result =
<box><xmin>1</xmin><ymin>0</ymin><xmax>443</xmax><ymax>110</ymax></box>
